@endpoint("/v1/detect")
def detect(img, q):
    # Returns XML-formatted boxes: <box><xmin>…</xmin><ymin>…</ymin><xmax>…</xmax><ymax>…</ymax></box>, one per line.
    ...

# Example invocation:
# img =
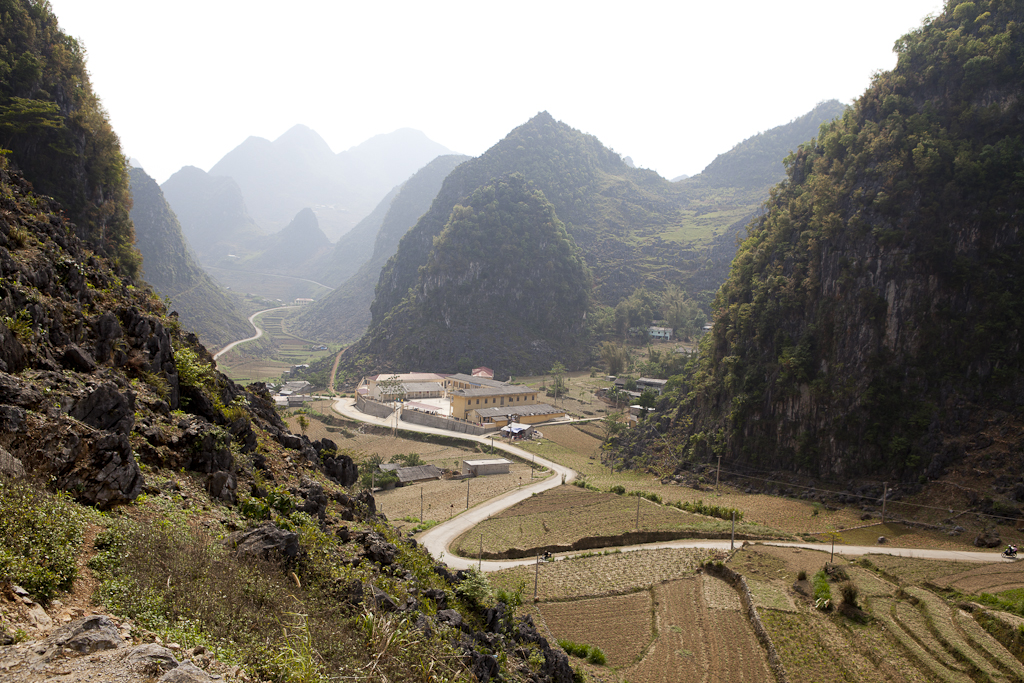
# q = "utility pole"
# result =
<box><xmin>716</xmin><ymin>454</ymin><xmax>722</xmax><ymax>495</ymax></box>
<box><xmin>534</xmin><ymin>554</ymin><xmax>540</xmax><ymax>600</ymax></box>
<box><xmin>731</xmin><ymin>510</ymin><xmax>735</xmax><ymax>551</ymax></box>
<box><xmin>882</xmin><ymin>482</ymin><xmax>888</xmax><ymax>524</ymax></box>
<box><xmin>831</xmin><ymin>532</ymin><xmax>836</xmax><ymax>563</ymax></box>
<box><xmin>466</xmin><ymin>477</ymin><xmax>470</xmax><ymax>510</ymax></box>
<box><xmin>420</xmin><ymin>487</ymin><xmax>423</xmax><ymax>523</ymax></box>
<box><xmin>635</xmin><ymin>493</ymin><xmax>641</xmax><ymax>531</ymax></box>
<box><xmin>479</xmin><ymin>536</ymin><xmax>483</xmax><ymax>571</ymax></box>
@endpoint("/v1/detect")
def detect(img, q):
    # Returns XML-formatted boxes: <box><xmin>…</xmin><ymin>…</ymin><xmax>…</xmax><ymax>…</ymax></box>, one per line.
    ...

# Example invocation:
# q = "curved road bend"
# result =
<box><xmin>330</xmin><ymin>398</ymin><xmax>575</xmax><ymax>558</ymax></box>
<box><xmin>213</xmin><ymin>306</ymin><xmax>297</xmax><ymax>362</ymax></box>
<box><xmin>331</xmin><ymin>398</ymin><xmax>1012</xmax><ymax>571</ymax></box>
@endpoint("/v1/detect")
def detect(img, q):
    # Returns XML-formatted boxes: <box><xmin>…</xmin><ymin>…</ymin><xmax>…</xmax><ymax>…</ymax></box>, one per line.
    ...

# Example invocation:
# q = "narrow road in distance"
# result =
<box><xmin>213</xmin><ymin>306</ymin><xmax>296</xmax><ymax>362</ymax></box>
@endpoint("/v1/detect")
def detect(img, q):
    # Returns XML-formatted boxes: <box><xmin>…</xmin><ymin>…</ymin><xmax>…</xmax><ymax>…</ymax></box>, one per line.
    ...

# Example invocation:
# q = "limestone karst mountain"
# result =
<box><xmin>129</xmin><ymin>167</ymin><xmax>252</xmax><ymax>350</ymax></box>
<box><xmin>616</xmin><ymin>0</ymin><xmax>1024</xmax><ymax>483</ymax></box>
<box><xmin>160</xmin><ymin>165</ymin><xmax>266</xmax><ymax>265</ymax></box>
<box><xmin>288</xmin><ymin>154</ymin><xmax>470</xmax><ymax>343</ymax></box>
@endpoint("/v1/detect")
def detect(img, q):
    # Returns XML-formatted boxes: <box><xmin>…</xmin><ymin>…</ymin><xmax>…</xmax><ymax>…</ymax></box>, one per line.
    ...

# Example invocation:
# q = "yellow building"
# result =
<box><xmin>450</xmin><ymin>385</ymin><xmax>539</xmax><ymax>420</ymax></box>
<box><xmin>471</xmin><ymin>404</ymin><xmax>564</xmax><ymax>428</ymax></box>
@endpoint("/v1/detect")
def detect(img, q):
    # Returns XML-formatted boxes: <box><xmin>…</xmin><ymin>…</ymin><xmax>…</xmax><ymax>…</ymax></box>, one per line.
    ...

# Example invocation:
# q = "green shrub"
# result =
<box><xmin>0</xmin><ymin>480</ymin><xmax>84</xmax><ymax>604</ymax></box>
<box><xmin>608</xmin><ymin>485</ymin><xmax>626</xmax><ymax>495</ymax></box>
<box><xmin>797</xmin><ymin>569</ymin><xmax>807</xmax><ymax>581</ymax></box>
<box><xmin>174</xmin><ymin>346</ymin><xmax>214</xmax><ymax>389</ymax></box>
<box><xmin>840</xmin><ymin>581</ymin><xmax>859</xmax><ymax>608</ymax></box>
<box><xmin>672</xmin><ymin>499</ymin><xmax>744</xmax><ymax>521</ymax></box>
<box><xmin>813</xmin><ymin>570</ymin><xmax>832</xmax><ymax>610</ymax></box>
<box><xmin>587</xmin><ymin>646</ymin><xmax>606</xmax><ymax>665</ymax></box>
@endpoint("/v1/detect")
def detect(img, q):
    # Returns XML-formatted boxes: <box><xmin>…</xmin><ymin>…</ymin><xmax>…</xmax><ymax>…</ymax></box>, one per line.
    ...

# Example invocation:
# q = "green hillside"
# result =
<box><xmin>0</xmin><ymin>0</ymin><xmax>138</xmax><ymax>275</ymax></box>
<box><xmin>129</xmin><ymin>167</ymin><xmax>252</xmax><ymax>350</ymax></box>
<box><xmin>615</xmin><ymin>0</ymin><xmax>1024</xmax><ymax>482</ymax></box>
<box><xmin>341</xmin><ymin>174</ymin><xmax>591</xmax><ymax>377</ymax></box>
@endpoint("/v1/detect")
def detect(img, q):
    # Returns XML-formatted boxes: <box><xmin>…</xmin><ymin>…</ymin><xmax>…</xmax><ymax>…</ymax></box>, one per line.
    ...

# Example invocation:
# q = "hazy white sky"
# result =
<box><xmin>49</xmin><ymin>0</ymin><xmax>945</xmax><ymax>185</ymax></box>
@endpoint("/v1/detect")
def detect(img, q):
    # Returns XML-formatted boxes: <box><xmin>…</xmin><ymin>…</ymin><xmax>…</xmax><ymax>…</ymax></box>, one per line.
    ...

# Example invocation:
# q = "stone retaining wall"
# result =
<box><xmin>355</xmin><ymin>394</ymin><xmax>394</xmax><ymax>419</ymax></box>
<box><xmin>704</xmin><ymin>561</ymin><xmax>789</xmax><ymax>683</ymax></box>
<box><xmin>401</xmin><ymin>409</ymin><xmax>489</xmax><ymax>436</ymax></box>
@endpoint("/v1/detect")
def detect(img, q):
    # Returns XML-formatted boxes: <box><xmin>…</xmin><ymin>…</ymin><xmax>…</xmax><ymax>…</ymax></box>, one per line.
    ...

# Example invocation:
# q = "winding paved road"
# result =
<box><xmin>213</xmin><ymin>306</ymin><xmax>297</xmax><ymax>362</ymax></box>
<box><xmin>331</xmin><ymin>398</ymin><xmax>1012</xmax><ymax>570</ymax></box>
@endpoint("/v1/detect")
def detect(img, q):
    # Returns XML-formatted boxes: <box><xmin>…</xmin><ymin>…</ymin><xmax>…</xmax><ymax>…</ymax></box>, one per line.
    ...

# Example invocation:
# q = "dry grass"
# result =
<box><xmin>452</xmin><ymin>485</ymin><xmax>780</xmax><ymax>555</ymax></box>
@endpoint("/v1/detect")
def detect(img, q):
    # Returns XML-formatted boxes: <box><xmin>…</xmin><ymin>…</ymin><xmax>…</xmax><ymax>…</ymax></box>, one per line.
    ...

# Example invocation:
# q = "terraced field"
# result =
<box><xmin>451</xmin><ymin>485</ymin><xmax>783</xmax><ymax>557</ymax></box>
<box><xmin>727</xmin><ymin>547</ymin><xmax>1024</xmax><ymax>683</ymax></box>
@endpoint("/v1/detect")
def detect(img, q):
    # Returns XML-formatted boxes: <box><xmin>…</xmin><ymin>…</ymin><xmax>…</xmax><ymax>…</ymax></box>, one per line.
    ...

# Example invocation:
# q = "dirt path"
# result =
<box><xmin>327</xmin><ymin>349</ymin><xmax>342</xmax><ymax>392</ymax></box>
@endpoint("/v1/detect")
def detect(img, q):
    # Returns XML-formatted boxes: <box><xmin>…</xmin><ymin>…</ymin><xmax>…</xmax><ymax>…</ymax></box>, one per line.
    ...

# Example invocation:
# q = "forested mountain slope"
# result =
<box><xmin>0</xmin><ymin>0</ymin><xmax>138</xmax><ymax>275</ymax></box>
<box><xmin>289</xmin><ymin>154</ymin><xmax>469</xmax><ymax>343</ymax></box>
<box><xmin>341</xmin><ymin>174</ymin><xmax>591</xmax><ymax>377</ymax></box>
<box><xmin>129</xmin><ymin>167</ymin><xmax>251</xmax><ymax>350</ymax></box>
<box><xmin>338</xmin><ymin>106</ymin><xmax>847</xmax><ymax>378</ymax></box>
<box><xmin>617</xmin><ymin>0</ymin><xmax>1024</xmax><ymax>483</ymax></box>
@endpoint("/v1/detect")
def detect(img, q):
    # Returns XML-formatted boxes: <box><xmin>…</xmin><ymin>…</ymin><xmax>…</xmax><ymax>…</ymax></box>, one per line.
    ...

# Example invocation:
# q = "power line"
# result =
<box><xmin>716</xmin><ymin>467</ymin><xmax>1021</xmax><ymax>525</ymax></box>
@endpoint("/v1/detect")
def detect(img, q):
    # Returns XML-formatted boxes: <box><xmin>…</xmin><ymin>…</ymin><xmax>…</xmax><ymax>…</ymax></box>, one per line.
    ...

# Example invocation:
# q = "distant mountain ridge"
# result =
<box><xmin>129</xmin><ymin>168</ymin><xmax>252</xmax><ymax>350</ymax></box>
<box><xmin>209</xmin><ymin>125</ymin><xmax>455</xmax><ymax>240</ymax></box>
<box><xmin>331</xmin><ymin>106</ymin><xmax>847</xmax><ymax>378</ymax></box>
<box><xmin>161</xmin><ymin>166</ymin><xmax>266</xmax><ymax>264</ymax></box>
<box><xmin>289</xmin><ymin>154</ymin><xmax>470</xmax><ymax>343</ymax></box>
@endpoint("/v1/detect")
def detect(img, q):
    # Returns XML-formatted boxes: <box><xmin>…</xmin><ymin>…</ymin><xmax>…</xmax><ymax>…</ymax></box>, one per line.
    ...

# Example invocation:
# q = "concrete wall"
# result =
<box><xmin>355</xmin><ymin>394</ymin><xmax>395</xmax><ymax>419</ymax></box>
<box><xmin>401</xmin><ymin>409</ymin><xmax>489</xmax><ymax>436</ymax></box>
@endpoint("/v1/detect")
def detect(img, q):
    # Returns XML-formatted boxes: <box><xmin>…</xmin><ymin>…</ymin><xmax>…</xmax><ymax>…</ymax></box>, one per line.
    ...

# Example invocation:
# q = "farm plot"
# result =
<box><xmin>624</xmin><ymin>576</ymin><xmax>771</xmax><ymax>683</ymax></box>
<box><xmin>760</xmin><ymin>611</ymin><xmax>862</xmax><ymax>682</ymax></box>
<box><xmin>376</xmin><ymin>464</ymin><xmax>535</xmax><ymax>528</ymax></box>
<box><xmin>931</xmin><ymin>561</ymin><xmax>1024</xmax><ymax>595</ymax></box>
<box><xmin>452</xmin><ymin>485</ymin><xmax>777</xmax><ymax>557</ymax></box>
<box><xmin>538</xmin><ymin>590</ymin><xmax>652</xmax><ymax>667</ymax></box>
<box><xmin>906</xmin><ymin>586</ymin><xmax>1024</xmax><ymax>682</ymax></box>
<box><xmin>489</xmin><ymin>548</ymin><xmax>715</xmax><ymax>601</ymax></box>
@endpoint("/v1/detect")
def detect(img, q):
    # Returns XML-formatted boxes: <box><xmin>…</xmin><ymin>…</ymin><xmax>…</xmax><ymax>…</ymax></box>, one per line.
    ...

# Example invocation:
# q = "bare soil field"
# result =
<box><xmin>375</xmin><ymin>465</ymin><xmax>536</xmax><ymax>529</ymax></box>
<box><xmin>623</xmin><ymin>576</ymin><xmax>771</xmax><ymax>683</ymax></box>
<box><xmin>452</xmin><ymin>485</ymin><xmax>781</xmax><ymax>556</ymax></box>
<box><xmin>489</xmin><ymin>548</ymin><xmax>716</xmax><ymax>601</ymax></box>
<box><xmin>538</xmin><ymin>590</ymin><xmax>652</xmax><ymax>667</ymax></box>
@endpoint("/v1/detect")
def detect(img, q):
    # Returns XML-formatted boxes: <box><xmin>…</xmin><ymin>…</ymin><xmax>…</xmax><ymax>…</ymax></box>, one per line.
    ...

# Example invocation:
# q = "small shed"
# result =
<box><xmin>500</xmin><ymin>422</ymin><xmax>533</xmax><ymax>439</ymax></box>
<box><xmin>396</xmin><ymin>464</ymin><xmax>443</xmax><ymax>485</ymax></box>
<box><xmin>462</xmin><ymin>458</ymin><xmax>512</xmax><ymax>477</ymax></box>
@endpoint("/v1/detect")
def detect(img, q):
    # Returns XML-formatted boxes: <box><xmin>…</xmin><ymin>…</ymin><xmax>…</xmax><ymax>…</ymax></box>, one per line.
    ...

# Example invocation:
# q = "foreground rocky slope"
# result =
<box><xmin>0</xmin><ymin>159</ymin><xmax>574</xmax><ymax>682</ymax></box>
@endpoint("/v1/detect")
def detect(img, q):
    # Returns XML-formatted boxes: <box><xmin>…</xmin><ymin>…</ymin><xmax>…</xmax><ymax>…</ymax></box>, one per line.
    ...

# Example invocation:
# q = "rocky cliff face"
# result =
<box><xmin>0</xmin><ymin>161</ymin><xmax>355</xmax><ymax>507</ymax></box>
<box><xmin>619</xmin><ymin>1</ymin><xmax>1024</xmax><ymax>482</ymax></box>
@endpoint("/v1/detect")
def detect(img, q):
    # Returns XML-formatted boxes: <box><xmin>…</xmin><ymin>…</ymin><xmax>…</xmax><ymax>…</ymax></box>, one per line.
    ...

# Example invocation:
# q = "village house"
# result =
<box><xmin>471</xmin><ymin>403</ymin><xmax>563</xmax><ymax>428</ymax></box>
<box><xmin>462</xmin><ymin>458</ymin><xmax>511</xmax><ymax>476</ymax></box>
<box><xmin>358</xmin><ymin>373</ymin><xmax>446</xmax><ymax>401</ymax></box>
<box><xmin>648</xmin><ymin>326</ymin><xmax>672</xmax><ymax>341</ymax></box>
